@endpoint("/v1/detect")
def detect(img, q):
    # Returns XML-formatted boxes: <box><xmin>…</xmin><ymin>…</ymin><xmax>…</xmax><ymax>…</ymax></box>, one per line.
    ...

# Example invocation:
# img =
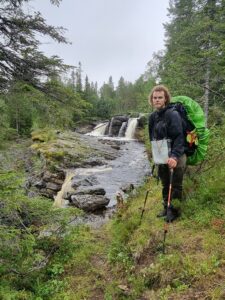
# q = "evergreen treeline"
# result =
<box><xmin>0</xmin><ymin>0</ymin><xmax>156</xmax><ymax>144</ymax></box>
<box><xmin>1</xmin><ymin>0</ymin><xmax>225</xmax><ymax>146</ymax></box>
<box><xmin>157</xmin><ymin>0</ymin><xmax>225</xmax><ymax>125</ymax></box>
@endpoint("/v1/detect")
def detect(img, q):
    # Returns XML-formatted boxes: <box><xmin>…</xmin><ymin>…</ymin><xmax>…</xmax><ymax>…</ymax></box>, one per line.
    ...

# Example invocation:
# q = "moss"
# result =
<box><xmin>31</xmin><ymin>128</ymin><xmax>57</xmax><ymax>143</ymax></box>
<box><xmin>30</xmin><ymin>130</ymin><xmax>94</xmax><ymax>170</ymax></box>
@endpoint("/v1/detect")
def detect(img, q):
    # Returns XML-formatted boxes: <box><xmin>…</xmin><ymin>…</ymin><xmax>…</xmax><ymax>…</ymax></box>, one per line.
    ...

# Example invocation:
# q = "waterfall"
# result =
<box><xmin>125</xmin><ymin>118</ymin><xmax>138</xmax><ymax>139</ymax></box>
<box><xmin>86</xmin><ymin>117</ymin><xmax>138</xmax><ymax>139</ymax></box>
<box><xmin>53</xmin><ymin>171</ymin><xmax>74</xmax><ymax>208</ymax></box>
<box><xmin>118</xmin><ymin>121</ymin><xmax>127</xmax><ymax>137</ymax></box>
<box><xmin>87</xmin><ymin>122</ymin><xmax>108</xmax><ymax>136</ymax></box>
<box><xmin>108</xmin><ymin>117</ymin><xmax>114</xmax><ymax>136</ymax></box>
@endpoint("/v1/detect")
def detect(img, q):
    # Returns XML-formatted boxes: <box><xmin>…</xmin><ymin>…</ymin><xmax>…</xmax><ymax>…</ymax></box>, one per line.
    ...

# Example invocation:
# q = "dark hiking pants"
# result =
<box><xmin>158</xmin><ymin>154</ymin><xmax>186</xmax><ymax>205</ymax></box>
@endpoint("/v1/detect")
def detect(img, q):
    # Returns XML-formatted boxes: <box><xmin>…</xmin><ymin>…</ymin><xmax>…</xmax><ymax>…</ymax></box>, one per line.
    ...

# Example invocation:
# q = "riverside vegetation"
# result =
<box><xmin>0</xmin><ymin>119</ymin><xmax>225</xmax><ymax>299</ymax></box>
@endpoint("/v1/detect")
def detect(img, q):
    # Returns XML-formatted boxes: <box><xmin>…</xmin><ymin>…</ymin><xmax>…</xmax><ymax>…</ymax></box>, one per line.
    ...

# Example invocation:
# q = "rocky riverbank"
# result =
<box><xmin>28</xmin><ymin>129</ymin><xmax>120</xmax><ymax>200</ymax></box>
<box><xmin>27</xmin><ymin>128</ymin><xmax>150</xmax><ymax>214</ymax></box>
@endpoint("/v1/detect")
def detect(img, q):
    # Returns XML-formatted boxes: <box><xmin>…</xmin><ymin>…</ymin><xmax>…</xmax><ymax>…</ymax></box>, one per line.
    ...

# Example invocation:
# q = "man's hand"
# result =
<box><xmin>167</xmin><ymin>157</ymin><xmax>177</xmax><ymax>169</ymax></box>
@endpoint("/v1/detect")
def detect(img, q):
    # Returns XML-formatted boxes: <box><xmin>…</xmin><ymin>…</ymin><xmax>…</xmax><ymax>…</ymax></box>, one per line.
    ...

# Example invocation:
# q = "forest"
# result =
<box><xmin>1</xmin><ymin>0</ymin><xmax>225</xmax><ymax>299</ymax></box>
<box><xmin>1</xmin><ymin>0</ymin><xmax>225</xmax><ymax>140</ymax></box>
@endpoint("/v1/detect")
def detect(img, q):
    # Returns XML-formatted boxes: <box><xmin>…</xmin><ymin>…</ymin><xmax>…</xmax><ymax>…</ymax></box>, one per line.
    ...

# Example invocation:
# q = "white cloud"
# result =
<box><xmin>30</xmin><ymin>0</ymin><xmax>169</xmax><ymax>86</ymax></box>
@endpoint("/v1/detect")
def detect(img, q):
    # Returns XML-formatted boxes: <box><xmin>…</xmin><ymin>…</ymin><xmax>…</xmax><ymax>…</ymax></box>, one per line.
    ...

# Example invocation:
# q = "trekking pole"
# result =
<box><xmin>139</xmin><ymin>189</ymin><xmax>150</xmax><ymax>225</ymax></box>
<box><xmin>162</xmin><ymin>168</ymin><xmax>174</xmax><ymax>254</ymax></box>
<box><xmin>139</xmin><ymin>164</ymin><xmax>155</xmax><ymax>225</ymax></box>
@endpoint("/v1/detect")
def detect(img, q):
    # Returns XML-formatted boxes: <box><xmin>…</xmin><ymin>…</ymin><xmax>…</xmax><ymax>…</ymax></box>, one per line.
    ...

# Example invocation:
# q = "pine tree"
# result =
<box><xmin>84</xmin><ymin>75</ymin><xmax>91</xmax><ymax>98</ymax></box>
<box><xmin>75</xmin><ymin>62</ymin><xmax>83</xmax><ymax>93</ymax></box>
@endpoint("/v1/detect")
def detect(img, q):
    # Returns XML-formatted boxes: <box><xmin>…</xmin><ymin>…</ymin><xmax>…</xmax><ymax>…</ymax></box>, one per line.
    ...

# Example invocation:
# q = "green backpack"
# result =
<box><xmin>171</xmin><ymin>96</ymin><xmax>210</xmax><ymax>165</ymax></box>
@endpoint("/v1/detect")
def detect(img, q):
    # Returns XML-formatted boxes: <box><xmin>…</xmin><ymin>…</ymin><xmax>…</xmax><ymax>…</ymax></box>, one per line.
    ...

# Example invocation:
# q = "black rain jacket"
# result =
<box><xmin>148</xmin><ymin>106</ymin><xmax>185</xmax><ymax>159</ymax></box>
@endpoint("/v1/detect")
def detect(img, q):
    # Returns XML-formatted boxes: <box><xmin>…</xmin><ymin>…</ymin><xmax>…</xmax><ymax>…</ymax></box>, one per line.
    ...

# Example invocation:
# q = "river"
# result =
<box><xmin>54</xmin><ymin>120</ymin><xmax>151</xmax><ymax>227</ymax></box>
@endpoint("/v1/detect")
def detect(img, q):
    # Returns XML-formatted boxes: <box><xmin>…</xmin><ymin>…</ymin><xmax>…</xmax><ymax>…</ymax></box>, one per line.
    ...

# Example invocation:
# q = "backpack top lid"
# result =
<box><xmin>171</xmin><ymin>95</ymin><xmax>206</xmax><ymax>129</ymax></box>
<box><xmin>171</xmin><ymin>96</ymin><xmax>210</xmax><ymax>165</ymax></box>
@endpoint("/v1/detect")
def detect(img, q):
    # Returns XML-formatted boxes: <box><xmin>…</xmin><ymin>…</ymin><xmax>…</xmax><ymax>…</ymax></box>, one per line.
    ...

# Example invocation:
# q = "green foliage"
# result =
<box><xmin>0</xmin><ymin>97</ymin><xmax>18</xmax><ymax>144</ymax></box>
<box><xmin>31</xmin><ymin>128</ymin><xmax>57</xmax><ymax>143</ymax></box>
<box><xmin>0</xmin><ymin>78</ymin><xmax>93</xmax><ymax>143</ymax></box>
<box><xmin>131</xmin><ymin>76</ymin><xmax>155</xmax><ymax>113</ymax></box>
<box><xmin>32</xmin><ymin>79</ymin><xmax>92</xmax><ymax>128</ymax></box>
<box><xmin>5</xmin><ymin>82</ymin><xmax>34</xmax><ymax>136</ymax></box>
<box><xmin>0</xmin><ymin>168</ymin><xmax>83</xmax><ymax>299</ymax></box>
<box><xmin>182</xmin><ymin>124</ymin><xmax>225</xmax><ymax>227</ymax></box>
<box><xmin>96</xmin><ymin>98</ymin><xmax>115</xmax><ymax>119</ymax></box>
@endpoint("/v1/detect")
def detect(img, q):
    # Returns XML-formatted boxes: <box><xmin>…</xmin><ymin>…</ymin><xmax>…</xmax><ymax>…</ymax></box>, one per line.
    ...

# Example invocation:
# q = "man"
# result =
<box><xmin>148</xmin><ymin>85</ymin><xmax>186</xmax><ymax>222</ymax></box>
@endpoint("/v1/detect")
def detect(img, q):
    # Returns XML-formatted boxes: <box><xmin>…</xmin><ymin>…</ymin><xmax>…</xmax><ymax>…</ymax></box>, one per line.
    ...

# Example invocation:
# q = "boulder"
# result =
<box><xmin>71</xmin><ymin>175</ymin><xmax>99</xmax><ymax>189</ymax></box>
<box><xmin>73</xmin><ymin>186</ymin><xmax>106</xmax><ymax>195</ymax></box>
<box><xmin>108</xmin><ymin>116</ymin><xmax>129</xmax><ymax>136</ymax></box>
<box><xmin>70</xmin><ymin>194</ymin><xmax>110</xmax><ymax>212</ymax></box>
<box><xmin>115</xmin><ymin>116</ymin><xmax>129</xmax><ymax>123</ymax></box>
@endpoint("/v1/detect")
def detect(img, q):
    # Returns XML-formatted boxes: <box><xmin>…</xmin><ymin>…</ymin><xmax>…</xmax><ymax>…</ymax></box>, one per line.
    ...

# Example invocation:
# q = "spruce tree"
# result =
<box><xmin>159</xmin><ymin>0</ymin><xmax>225</xmax><ymax>121</ymax></box>
<box><xmin>0</xmin><ymin>0</ymin><xmax>68</xmax><ymax>92</ymax></box>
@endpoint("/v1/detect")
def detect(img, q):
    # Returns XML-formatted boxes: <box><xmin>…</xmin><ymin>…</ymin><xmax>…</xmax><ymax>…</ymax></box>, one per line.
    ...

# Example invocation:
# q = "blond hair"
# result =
<box><xmin>148</xmin><ymin>85</ymin><xmax>171</xmax><ymax>106</ymax></box>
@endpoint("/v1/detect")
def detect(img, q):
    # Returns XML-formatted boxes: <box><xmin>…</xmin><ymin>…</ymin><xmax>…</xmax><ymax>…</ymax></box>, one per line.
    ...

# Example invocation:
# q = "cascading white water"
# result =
<box><xmin>87</xmin><ymin>117</ymin><xmax>138</xmax><ymax>139</ymax></box>
<box><xmin>125</xmin><ymin>118</ymin><xmax>138</xmax><ymax>139</ymax></box>
<box><xmin>53</xmin><ymin>170</ymin><xmax>74</xmax><ymax>208</ymax></box>
<box><xmin>118</xmin><ymin>121</ymin><xmax>127</xmax><ymax>137</ymax></box>
<box><xmin>87</xmin><ymin>122</ymin><xmax>108</xmax><ymax>136</ymax></box>
<box><xmin>108</xmin><ymin>117</ymin><xmax>114</xmax><ymax>136</ymax></box>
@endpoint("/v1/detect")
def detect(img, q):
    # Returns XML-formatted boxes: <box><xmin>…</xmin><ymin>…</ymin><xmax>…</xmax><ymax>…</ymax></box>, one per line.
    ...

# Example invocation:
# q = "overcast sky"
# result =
<box><xmin>30</xmin><ymin>0</ymin><xmax>169</xmax><ymax>87</ymax></box>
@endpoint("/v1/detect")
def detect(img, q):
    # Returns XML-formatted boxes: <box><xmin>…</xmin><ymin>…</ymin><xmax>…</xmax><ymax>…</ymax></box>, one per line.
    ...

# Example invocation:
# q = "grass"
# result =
<box><xmin>59</xmin><ymin>134</ymin><xmax>225</xmax><ymax>299</ymax></box>
<box><xmin>1</xmin><ymin>125</ymin><xmax>225</xmax><ymax>299</ymax></box>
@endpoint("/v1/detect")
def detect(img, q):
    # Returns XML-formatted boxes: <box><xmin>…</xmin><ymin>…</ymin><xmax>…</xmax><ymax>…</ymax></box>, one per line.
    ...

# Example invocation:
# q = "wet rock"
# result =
<box><xmin>73</xmin><ymin>186</ymin><xmax>106</xmax><ymax>196</ymax></box>
<box><xmin>111</xmin><ymin>145</ymin><xmax>120</xmax><ymax>150</ymax></box>
<box><xmin>101</xmin><ymin>140</ymin><xmax>121</xmax><ymax>150</ymax></box>
<box><xmin>50</xmin><ymin>178</ymin><xmax>64</xmax><ymax>185</ymax></box>
<box><xmin>81</xmin><ymin>157</ymin><xmax>106</xmax><ymax>167</ymax></box>
<box><xmin>70</xmin><ymin>194</ymin><xmax>110</xmax><ymax>212</ymax></box>
<box><xmin>121</xmin><ymin>183</ymin><xmax>135</xmax><ymax>193</ymax></box>
<box><xmin>34</xmin><ymin>180</ymin><xmax>46</xmax><ymax>189</ymax></box>
<box><xmin>108</xmin><ymin>116</ymin><xmax>129</xmax><ymax>136</ymax></box>
<box><xmin>71</xmin><ymin>175</ymin><xmax>99</xmax><ymax>188</ymax></box>
<box><xmin>42</xmin><ymin>170</ymin><xmax>65</xmax><ymax>182</ymax></box>
<box><xmin>39</xmin><ymin>188</ymin><xmax>55</xmax><ymax>199</ymax></box>
<box><xmin>46</xmin><ymin>182</ymin><xmax>61</xmax><ymax>191</ymax></box>
<box><xmin>116</xmin><ymin>116</ymin><xmax>129</xmax><ymax>123</ymax></box>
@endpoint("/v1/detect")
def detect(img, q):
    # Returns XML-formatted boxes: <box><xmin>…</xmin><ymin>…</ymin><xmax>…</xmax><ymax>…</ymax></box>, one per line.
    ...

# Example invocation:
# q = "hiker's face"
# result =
<box><xmin>152</xmin><ymin>91</ymin><xmax>166</xmax><ymax>110</ymax></box>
